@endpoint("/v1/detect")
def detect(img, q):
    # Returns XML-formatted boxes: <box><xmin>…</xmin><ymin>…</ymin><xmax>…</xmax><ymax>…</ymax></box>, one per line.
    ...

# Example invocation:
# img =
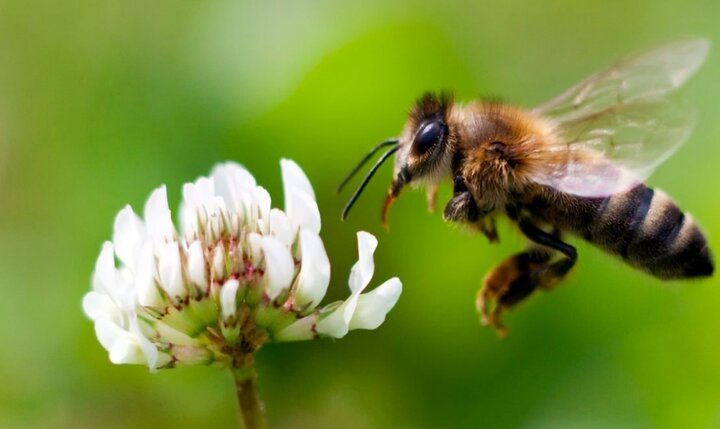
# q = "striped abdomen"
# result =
<box><xmin>530</xmin><ymin>185</ymin><xmax>714</xmax><ymax>279</ymax></box>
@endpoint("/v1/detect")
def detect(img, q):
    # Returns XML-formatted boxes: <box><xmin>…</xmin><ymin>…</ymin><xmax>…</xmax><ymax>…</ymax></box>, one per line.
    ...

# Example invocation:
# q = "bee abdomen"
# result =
<box><xmin>589</xmin><ymin>186</ymin><xmax>713</xmax><ymax>279</ymax></box>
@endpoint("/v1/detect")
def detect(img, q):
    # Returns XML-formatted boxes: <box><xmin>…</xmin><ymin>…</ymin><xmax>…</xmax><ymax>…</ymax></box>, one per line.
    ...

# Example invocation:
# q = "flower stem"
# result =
<box><xmin>233</xmin><ymin>365</ymin><xmax>266</xmax><ymax>429</ymax></box>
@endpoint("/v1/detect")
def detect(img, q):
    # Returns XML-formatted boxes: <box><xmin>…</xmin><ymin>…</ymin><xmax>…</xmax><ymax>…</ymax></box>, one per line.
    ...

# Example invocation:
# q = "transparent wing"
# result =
<box><xmin>529</xmin><ymin>38</ymin><xmax>708</xmax><ymax>197</ymax></box>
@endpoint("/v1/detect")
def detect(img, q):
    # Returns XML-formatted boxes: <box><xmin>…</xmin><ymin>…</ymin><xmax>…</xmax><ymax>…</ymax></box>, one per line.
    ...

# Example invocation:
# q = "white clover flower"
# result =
<box><xmin>83</xmin><ymin>160</ymin><xmax>402</xmax><ymax>371</ymax></box>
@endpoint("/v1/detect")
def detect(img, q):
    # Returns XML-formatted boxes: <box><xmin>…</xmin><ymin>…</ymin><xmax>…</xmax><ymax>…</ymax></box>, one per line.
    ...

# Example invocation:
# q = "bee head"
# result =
<box><xmin>384</xmin><ymin>92</ymin><xmax>455</xmax><ymax>224</ymax></box>
<box><xmin>339</xmin><ymin>91</ymin><xmax>455</xmax><ymax>226</ymax></box>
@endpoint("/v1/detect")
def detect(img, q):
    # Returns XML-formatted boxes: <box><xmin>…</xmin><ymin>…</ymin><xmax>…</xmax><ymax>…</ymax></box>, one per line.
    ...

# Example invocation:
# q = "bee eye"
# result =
<box><xmin>413</xmin><ymin>120</ymin><xmax>446</xmax><ymax>155</ymax></box>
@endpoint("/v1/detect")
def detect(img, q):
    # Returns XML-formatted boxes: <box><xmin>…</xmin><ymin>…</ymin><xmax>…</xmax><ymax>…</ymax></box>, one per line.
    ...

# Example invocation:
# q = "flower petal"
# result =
<box><xmin>251</xmin><ymin>186</ymin><xmax>272</xmax><ymax>233</ymax></box>
<box><xmin>349</xmin><ymin>277</ymin><xmax>402</xmax><ymax>330</ymax></box>
<box><xmin>82</xmin><ymin>291</ymin><xmax>121</xmax><ymax>323</ymax></box>
<box><xmin>281</xmin><ymin>158</ymin><xmax>315</xmax><ymax>200</ymax></box>
<box><xmin>92</xmin><ymin>242</ymin><xmax>118</xmax><ymax>295</ymax></box>
<box><xmin>269</xmin><ymin>208</ymin><xmax>295</xmax><ymax>247</ymax></box>
<box><xmin>348</xmin><ymin>231</ymin><xmax>378</xmax><ymax>293</ymax></box>
<box><xmin>211</xmin><ymin>162</ymin><xmax>256</xmax><ymax>212</ymax></box>
<box><xmin>281</xmin><ymin>159</ymin><xmax>320</xmax><ymax>234</ymax></box>
<box><xmin>220</xmin><ymin>279</ymin><xmax>240</xmax><ymax>320</ymax></box>
<box><xmin>95</xmin><ymin>319</ymin><xmax>147</xmax><ymax>365</ymax></box>
<box><xmin>294</xmin><ymin>229</ymin><xmax>330</xmax><ymax>310</ymax></box>
<box><xmin>285</xmin><ymin>190</ymin><xmax>320</xmax><ymax>234</ymax></box>
<box><xmin>187</xmin><ymin>240</ymin><xmax>208</xmax><ymax>289</ymax></box>
<box><xmin>129</xmin><ymin>317</ymin><xmax>160</xmax><ymax>369</ymax></box>
<box><xmin>315</xmin><ymin>297</ymin><xmax>359</xmax><ymax>339</ymax></box>
<box><xmin>112</xmin><ymin>206</ymin><xmax>147</xmax><ymax>269</ymax></box>
<box><xmin>261</xmin><ymin>236</ymin><xmax>295</xmax><ymax>300</ymax></box>
<box><xmin>135</xmin><ymin>241</ymin><xmax>163</xmax><ymax>308</ymax></box>
<box><xmin>143</xmin><ymin>186</ymin><xmax>175</xmax><ymax>254</ymax></box>
<box><xmin>158</xmin><ymin>241</ymin><xmax>186</xmax><ymax>300</ymax></box>
<box><xmin>246</xmin><ymin>232</ymin><xmax>263</xmax><ymax>268</ymax></box>
<box><xmin>211</xmin><ymin>241</ymin><xmax>226</xmax><ymax>279</ymax></box>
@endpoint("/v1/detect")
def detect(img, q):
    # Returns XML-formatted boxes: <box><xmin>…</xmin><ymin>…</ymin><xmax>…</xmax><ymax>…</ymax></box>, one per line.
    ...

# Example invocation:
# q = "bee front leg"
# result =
<box><xmin>444</xmin><ymin>173</ymin><xmax>479</xmax><ymax>220</ymax></box>
<box><xmin>443</xmin><ymin>190</ymin><xmax>479</xmax><ymax>223</ymax></box>
<box><xmin>444</xmin><ymin>197</ymin><xmax>499</xmax><ymax>243</ymax></box>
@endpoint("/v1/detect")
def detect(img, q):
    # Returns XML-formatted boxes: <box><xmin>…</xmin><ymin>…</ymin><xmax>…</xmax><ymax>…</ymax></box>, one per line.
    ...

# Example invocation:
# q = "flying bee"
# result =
<box><xmin>339</xmin><ymin>38</ymin><xmax>715</xmax><ymax>334</ymax></box>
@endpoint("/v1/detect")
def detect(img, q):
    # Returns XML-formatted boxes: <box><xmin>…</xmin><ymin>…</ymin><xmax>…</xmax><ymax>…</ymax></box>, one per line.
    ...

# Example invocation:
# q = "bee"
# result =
<box><xmin>339</xmin><ymin>38</ymin><xmax>715</xmax><ymax>334</ymax></box>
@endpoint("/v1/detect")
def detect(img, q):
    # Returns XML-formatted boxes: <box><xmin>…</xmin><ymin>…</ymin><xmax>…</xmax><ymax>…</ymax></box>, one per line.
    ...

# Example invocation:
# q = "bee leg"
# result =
<box><xmin>478</xmin><ymin>221</ymin><xmax>577</xmax><ymax>335</ymax></box>
<box><xmin>443</xmin><ymin>174</ymin><xmax>482</xmax><ymax>223</ymax></box>
<box><xmin>478</xmin><ymin>217</ymin><xmax>499</xmax><ymax>243</ymax></box>
<box><xmin>517</xmin><ymin>219</ymin><xmax>577</xmax><ymax>290</ymax></box>
<box><xmin>477</xmin><ymin>247</ymin><xmax>551</xmax><ymax>336</ymax></box>
<box><xmin>443</xmin><ymin>190</ymin><xmax>479</xmax><ymax>223</ymax></box>
<box><xmin>426</xmin><ymin>183</ymin><xmax>439</xmax><ymax>213</ymax></box>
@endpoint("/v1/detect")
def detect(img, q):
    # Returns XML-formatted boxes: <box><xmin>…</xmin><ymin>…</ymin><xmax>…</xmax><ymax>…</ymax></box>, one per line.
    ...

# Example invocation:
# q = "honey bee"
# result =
<box><xmin>339</xmin><ymin>38</ymin><xmax>715</xmax><ymax>334</ymax></box>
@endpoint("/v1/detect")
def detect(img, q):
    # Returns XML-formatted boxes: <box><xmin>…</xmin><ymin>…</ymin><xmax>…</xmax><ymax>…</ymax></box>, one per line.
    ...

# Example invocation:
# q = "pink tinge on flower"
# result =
<box><xmin>83</xmin><ymin>159</ymin><xmax>402</xmax><ymax>370</ymax></box>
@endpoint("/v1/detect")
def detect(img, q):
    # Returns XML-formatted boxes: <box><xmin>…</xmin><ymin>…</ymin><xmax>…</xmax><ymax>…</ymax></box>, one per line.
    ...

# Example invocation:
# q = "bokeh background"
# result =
<box><xmin>2</xmin><ymin>1</ymin><xmax>720</xmax><ymax>428</ymax></box>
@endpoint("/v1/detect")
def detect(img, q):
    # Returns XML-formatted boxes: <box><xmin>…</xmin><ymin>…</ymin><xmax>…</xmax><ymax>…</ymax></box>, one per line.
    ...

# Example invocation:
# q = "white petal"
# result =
<box><xmin>212</xmin><ymin>162</ymin><xmax>256</xmax><ymax>189</ymax></box>
<box><xmin>95</xmin><ymin>319</ymin><xmax>147</xmax><ymax>365</ymax></box>
<box><xmin>251</xmin><ymin>186</ymin><xmax>272</xmax><ymax>227</ymax></box>
<box><xmin>135</xmin><ymin>242</ymin><xmax>163</xmax><ymax>308</ymax></box>
<box><xmin>212</xmin><ymin>242</ymin><xmax>226</xmax><ymax>279</ymax></box>
<box><xmin>108</xmin><ymin>341</ymin><xmax>146</xmax><ymax>365</ymax></box>
<box><xmin>349</xmin><ymin>277</ymin><xmax>402</xmax><ymax>330</ymax></box>
<box><xmin>187</xmin><ymin>240</ymin><xmax>208</xmax><ymax>289</ymax></box>
<box><xmin>294</xmin><ymin>229</ymin><xmax>330</xmax><ymax>310</ymax></box>
<box><xmin>269</xmin><ymin>208</ymin><xmax>295</xmax><ymax>247</ymax></box>
<box><xmin>95</xmin><ymin>319</ymin><xmax>124</xmax><ymax>351</ymax></box>
<box><xmin>181</xmin><ymin>177</ymin><xmax>225</xmax><ymax>240</ymax></box>
<box><xmin>184</xmin><ymin>177</ymin><xmax>215</xmax><ymax>211</ymax></box>
<box><xmin>211</xmin><ymin>162</ymin><xmax>256</xmax><ymax>211</ymax></box>
<box><xmin>92</xmin><ymin>242</ymin><xmax>117</xmax><ymax>295</ymax></box>
<box><xmin>143</xmin><ymin>186</ymin><xmax>175</xmax><ymax>254</ymax></box>
<box><xmin>281</xmin><ymin>158</ymin><xmax>316</xmax><ymax>200</ymax></box>
<box><xmin>178</xmin><ymin>201</ymin><xmax>193</xmax><ymax>241</ymax></box>
<box><xmin>180</xmin><ymin>183</ymin><xmax>203</xmax><ymax>237</ymax></box>
<box><xmin>158</xmin><ymin>242</ymin><xmax>186</xmax><ymax>299</ymax></box>
<box><xmin>315</xmin><ymin>297</ymin><xmax>359</xmax><ymax>339</ymax></box>
<box><xmin>208</xmin><ymin>196</ymin><xmax>228</xmax><ymax>240</ymax></box>
<box><xmin>82</xmin><ymin>291</ymin><xmax>121</xmax><ymax>323</ymax></box>
<box><xmin>261</xmin><ymin>236</ymin><xmax>295</xmax><ymax>300</ymax></box>
<box><xmin>348</xmin><ymin>231</ymin><xmax>378</xmax><ymax>293</ymax></box>
<box><xmin>129</xmin><ymin>317</ymin><xmax>160</xmax><ymax>369</ymax></box>
<box><xmin>220</xmin><ymin>279</ymin><xmax>240</xmax><ymax>320</ymax></box>
<box><xmin>112</xmin><ymin>206</ymin><xmax>147</xmax><ymax>269</ymax></box>
<box><xmin>246</xmin><ymin>233</ymin><xmax>263</xmax><ymax>267</ymax></box>
<box><xmin>284</xmin><ymin>188</ymin><xmax>321</xmax><ymax>235</ymax></box>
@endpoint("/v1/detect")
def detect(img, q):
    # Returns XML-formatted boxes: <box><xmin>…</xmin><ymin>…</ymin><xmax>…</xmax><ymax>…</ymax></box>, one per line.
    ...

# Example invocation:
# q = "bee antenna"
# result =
<box><xmin>337</xmin><ymin>139</ymin><xmax>398</xmax><ymax>194</ymax></box>
<box><xmin>341</xmin><ymin>145</ymin><xmax>400</xmax><ymax>221</ymax></box>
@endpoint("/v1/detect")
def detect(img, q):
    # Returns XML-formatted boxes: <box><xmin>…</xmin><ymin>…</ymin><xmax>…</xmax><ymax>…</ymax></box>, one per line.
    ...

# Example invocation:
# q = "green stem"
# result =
<box><xmin>233</xmin><ymin>365</ymin><xmax>266</xmax><ymax>429</ymax></box>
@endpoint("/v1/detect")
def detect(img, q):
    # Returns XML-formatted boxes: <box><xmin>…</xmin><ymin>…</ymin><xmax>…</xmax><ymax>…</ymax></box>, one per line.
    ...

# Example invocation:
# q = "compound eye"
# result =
<box><xmin>413</xmin><ymin>120</ymin><xmax>446</xmax><ymax>155</ymax></box>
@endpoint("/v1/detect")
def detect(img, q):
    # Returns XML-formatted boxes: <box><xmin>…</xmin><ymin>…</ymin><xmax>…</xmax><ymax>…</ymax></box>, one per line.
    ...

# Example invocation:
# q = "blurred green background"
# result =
<box><xmin>2</xmin><ymin>1</ymin><xmax>720</xmax><ymax>428</ymax></box>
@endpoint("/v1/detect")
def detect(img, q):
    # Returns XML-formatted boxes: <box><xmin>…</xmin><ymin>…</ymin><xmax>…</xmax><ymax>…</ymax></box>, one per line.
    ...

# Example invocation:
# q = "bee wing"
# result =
<box><xmin>529</xmin><ymin>38</ymin><xmax>708</xmax><ymax>197</ymax></box>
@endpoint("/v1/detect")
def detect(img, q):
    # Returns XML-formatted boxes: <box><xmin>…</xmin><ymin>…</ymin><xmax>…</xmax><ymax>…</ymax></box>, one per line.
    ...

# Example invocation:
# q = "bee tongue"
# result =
<box><xmin>382</xmin><ymin>178</ymin><xmax>405</xmax><ymax>229</ymax></box>
<box><xmin>381</xmin><ymin>192</ymin><xmax>396</xmax><ymax>229</ymax></box>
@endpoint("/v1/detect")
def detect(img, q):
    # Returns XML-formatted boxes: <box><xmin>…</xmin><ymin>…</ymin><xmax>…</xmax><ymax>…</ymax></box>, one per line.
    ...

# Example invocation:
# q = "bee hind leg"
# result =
<box><xmin>477</xmin><ymin>247</ymin><xmax>551</xmax><ymax>336</ymax></box>
<box><xmin>477</xmin><ymin>220</ymin><xmax>577</xmax><ymax>335</ymax></box>
<box><xmin>518</xmin><ymin>220</ymin><xmax>577</xmax><ymax>290</ymax></box>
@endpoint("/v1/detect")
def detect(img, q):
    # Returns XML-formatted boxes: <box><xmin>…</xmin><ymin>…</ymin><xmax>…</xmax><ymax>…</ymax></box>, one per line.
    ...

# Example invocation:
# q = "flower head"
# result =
<box><xmin>83</xmin><ymin>160</ymin><xmax>402</xmax><ymax>370</ymax></box>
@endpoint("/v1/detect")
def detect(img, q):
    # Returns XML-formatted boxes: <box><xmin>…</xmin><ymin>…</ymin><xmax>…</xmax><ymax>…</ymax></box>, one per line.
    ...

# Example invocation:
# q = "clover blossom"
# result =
<box><xmin>83</xmin><ymin>160</ymin><xmax>401</xmax><ymax>428</ymax></box>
